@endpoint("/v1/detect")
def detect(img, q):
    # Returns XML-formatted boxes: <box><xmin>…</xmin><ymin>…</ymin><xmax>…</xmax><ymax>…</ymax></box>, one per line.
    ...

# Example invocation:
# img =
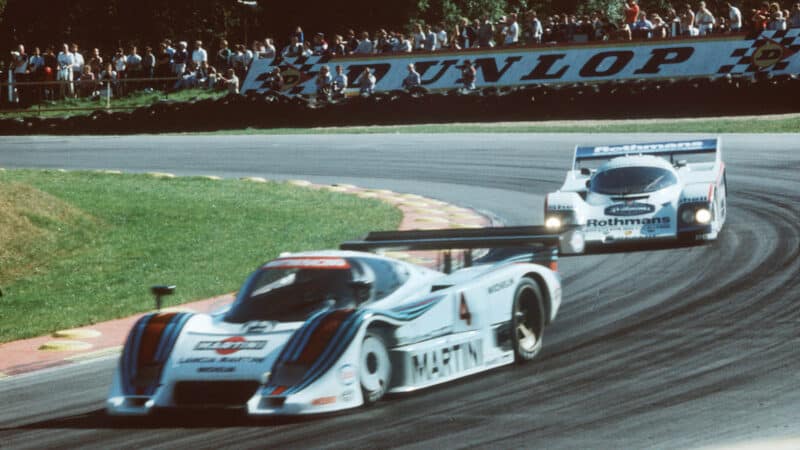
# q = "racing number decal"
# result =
<box><xmin>459</xmin><ymin>293</ymin><xmax>472</xmax><ymax>326</ymax></box>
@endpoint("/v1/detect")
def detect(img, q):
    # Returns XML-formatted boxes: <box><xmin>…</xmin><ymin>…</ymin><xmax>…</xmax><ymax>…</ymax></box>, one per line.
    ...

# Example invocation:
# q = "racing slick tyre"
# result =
<box><xmin>359</xmin><ymin>332</ymin><xmax>391</xmax><ymax>405</ymax></box>
<box><xmin>512</xmin><ymin>279</ymin><xmax>545</xmax><ymax>363</ymax></box>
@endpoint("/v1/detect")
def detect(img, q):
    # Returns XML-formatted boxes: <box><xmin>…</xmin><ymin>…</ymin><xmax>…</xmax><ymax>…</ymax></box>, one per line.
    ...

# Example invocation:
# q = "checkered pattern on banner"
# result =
<box><xmin>717</xmin><ymin>29</ymin><xmax>800</xmax><ymax>74</ymax></box>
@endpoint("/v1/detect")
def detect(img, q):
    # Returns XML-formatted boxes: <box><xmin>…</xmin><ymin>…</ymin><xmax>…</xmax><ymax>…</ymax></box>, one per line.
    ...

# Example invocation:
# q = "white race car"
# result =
<box><xmin>544</xmin><ymin>139</ymin><xmax>727</xmax><ymax>245</ymax></box>
<box><xmin>107</xmin><ymin>226</ymin><xmax>583</xmax><ymax>416</ymax></box>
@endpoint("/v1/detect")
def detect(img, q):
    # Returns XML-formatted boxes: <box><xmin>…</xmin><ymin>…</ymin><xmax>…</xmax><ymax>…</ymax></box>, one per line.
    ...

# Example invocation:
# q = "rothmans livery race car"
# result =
<box><xmin>107</xmin><ymin>226</ymin><xmax>584</xmax><ymax>416</ymax></box>
<box><xmin>544</xmin><ymin>138</ymin><xmax>727</xmax><ymax>244</ymax></box>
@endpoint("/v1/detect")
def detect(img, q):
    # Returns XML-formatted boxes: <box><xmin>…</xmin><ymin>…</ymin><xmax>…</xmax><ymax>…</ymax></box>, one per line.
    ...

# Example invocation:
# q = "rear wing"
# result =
<box><xmin>341</xmin><ymin>226</ymin><xmax>584</xmax><ymax>272</ymax></box>
<box><xmin>572</xmin><ymin>138</ymin><xmax>721</xmax><ymax>170</ymax></box>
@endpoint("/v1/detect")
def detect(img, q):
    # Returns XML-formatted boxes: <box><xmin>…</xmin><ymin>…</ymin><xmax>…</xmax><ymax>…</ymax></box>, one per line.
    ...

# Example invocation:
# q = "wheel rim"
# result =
<box><xmin>360</xmin><ymin>335</ymin><xmax>390</xmax><ymax>394</ymax></box>
<box><xmin>515</xmin><ymin>288</ymin><xmax>539</xmax><ymax>352</ymax></box>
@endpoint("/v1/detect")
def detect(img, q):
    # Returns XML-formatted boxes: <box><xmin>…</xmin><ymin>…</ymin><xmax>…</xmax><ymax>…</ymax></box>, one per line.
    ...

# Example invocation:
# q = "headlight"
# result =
<box><xmin>545</xmin><ymin>216</ymin><xmax>562</xmax><ymax>230</ymax></box>
<box><xmin>695</xmin><ymin>208</ymin><xmax>712</xmax><ymax>224</ymax></box>
<box><xmin>680</xmin><ymin>209</ymin><xmax>695</xmax><ymax>224</ymax></box>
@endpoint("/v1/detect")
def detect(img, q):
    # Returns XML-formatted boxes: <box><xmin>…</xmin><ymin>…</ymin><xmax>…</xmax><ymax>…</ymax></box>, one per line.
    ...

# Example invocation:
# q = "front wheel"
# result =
<box><xmin>359</xmin><ymin>332</ymin><xmax>391</xmax><ymax>405</ymax></box>
<box><xmin>511</xmin><ymin>279</ymin><xmax>545</xmax><ymax>362</ymax></box>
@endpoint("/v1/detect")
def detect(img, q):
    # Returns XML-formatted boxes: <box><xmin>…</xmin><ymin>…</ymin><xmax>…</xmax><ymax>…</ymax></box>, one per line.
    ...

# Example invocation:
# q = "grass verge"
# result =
<box><xmin>0</xmin><ymin>170</ymin><xmax>401</xmax><ymax>342</ymax></box>
<box><xmin>203</xmin><ymin>114</ymin><xmax>800</xmax><ymax>135</ymax></box>
<box><xmin>0</xmin><ymin>88</ymin><xmax>226</xmax><ymax>119</ymax></box>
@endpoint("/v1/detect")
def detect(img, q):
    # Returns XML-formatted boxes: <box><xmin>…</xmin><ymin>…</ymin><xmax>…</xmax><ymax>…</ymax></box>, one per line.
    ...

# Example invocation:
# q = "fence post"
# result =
<box><xmin>7</xmin><ymin>71</ymin><xmax>14</xmax><ymax>104</ymax></box>
<box><xmin>106</xmin><ymin>81</ymin><xmax>111</xmax><ymax>110</ymax></box>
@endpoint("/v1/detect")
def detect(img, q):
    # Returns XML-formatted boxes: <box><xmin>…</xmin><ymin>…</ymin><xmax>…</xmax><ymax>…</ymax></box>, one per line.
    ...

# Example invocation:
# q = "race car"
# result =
<box><xmin>544</xmin><ymin>138</ymin><xmax>727</xmax><ymax>245</ymax></box>
<box><xmin>107</xmin><ymin>226</ymin><xmax>584</xmax><ymax>416</ymax></box>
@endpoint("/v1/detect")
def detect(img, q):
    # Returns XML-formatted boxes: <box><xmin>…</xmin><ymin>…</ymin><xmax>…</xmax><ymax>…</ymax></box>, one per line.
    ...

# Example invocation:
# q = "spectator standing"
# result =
<box><xmin>345</xmin><ymin>29</ymin><xmax>359</xmax><ymax>53</ymax></box>
<box><xmin>355</xmin><ymin>31</ymin><xmax>374</xmax><ymax>54</ymax></box>
<box><xmin>752</xmin><ymin>3</ymin><xmax>771</xmax><ymax>31</ymax></box>
<box><xmin>142</xmin><ymin>46</ymin><xmax>156</xmax><ymax>79</ymax></box>
<box><xmin>10</xmin><ymin>45</ymin><xmax>28</xmax><ymax>103</ymax></box>
<box><xmin>402</xmin><ymin>63</ymin><xmax>421</xmax><ymax>89</ymax></box>
<box><xmin>413</xmin><ymin>24</ymin><xmax>426</xmax><ymax>51</ymax></box>
<box><xmin>633</xmin><ymin>11</ymin><xmax>654</xmax><ymax>38</ymax></box>
<box><xmin>315</xmin><ymin>65</ymin><xmax>332</xmax><ymax>99</ymax></box>
<box><xmin>266</xmin><ymin>67</ymin><xmax>283</xmax><ymax>91</ymax></box>
<box><xmin>263</xmin><ymin>38</ymin><xmax>277</xmax><ymax>58</ymax></box>
<box><xmin>281</xmin><ymin>36</ymin><xmax>303</xmax><ymax>58</ymax></box>
<box><xmin>461</xmin><ymin>60</ymin><xmax>476</xmax><ymax>90</ymax></box>
<box><xmin>332</xmin><ymin>65</ymin><xmax>348</xmax><ymax>98</ymax></box>
<box><xmin>28</xmin><ymin>47</ymin><xmax>44</xmax><ymax>76</ymax></box>
<box><xmin>727</xmin><ymin>3</ymin><xmax>743</xmax><ymax>31</ymax></box>
<box><xmin>504</xmin><ymin>13</ymin><xmax>520</xmax><ymax>46</ymax></box>
<box><xmin>173</xmin><ymin>41</ymin><xmax>188</xmax><ymax>76</ymax></box>
<box><xmin>355</xmin><ymin>67</ymin><xmax>375</xmax><ymax>96</ymax></box>
<box><xmin>217</xmin><ymin>40</ymin><xmax>231</xmax><ymax>71</ymax></box>
<box><xmin>127</xmin><ymin>46</ymin><xmax>143</xmax><ymax>80</ymax></box>
<box><xmin>88</xmin><ymin>48</ymin><xmax>103</xmax><ymax>74</ymax></box>
<box><xmin>56</xmin><ymin>43</ymin><xmax>74</xmax><ymax>98</ymax></box>
<box><xmin>435</xmin><ymin>23</ymin><xmax>448</xmax><ymax>49</ymax></box>
<box><xmin>291</xmin><ymin>26</ymin><xmax>304</xmax><ymax>45</ymax></box>
<box><xmin>456</xmin><ymin>17</ymin><xmax>471</xmax><ymax>48</ymax></box>
<box><xmin>424</xmin><ymin>25</ymin><xmax>436</xmax><ymax>51</ymax></box>
<box><xmin>231</xmin><ymin>44</ymin><xmax>248</xmax><ymax>81</ymax></box>
<box><xmin>98</xmin><ymin>62</ymin><xmax>118</xmax><ymax>96</ymax></box>
<box><xmin>331</xmin><ymin>35</ymin><xmax>348</xmax><ymax>56</ymax></box>
<box><xmin>529</xmin><ymin>11</ymin><xmax>543</xmax><ymax>44</ymax></box>
<box><xmin>624</xmin><ymin>0</ymin><xmax>640</xmax><ymax>25</ymax></box>
<box><xmin>312</xmin><ymin>33</ymin><xmax>329</xmax><ymax>55</ymax></box>
<box><xmin>112</xmin><ymin>48</ymin><xmax>127</xmax><ymax>77</ymax></box>
<box><xmin>791</xmin><ymin>3</ymin><xmax>800</xmax><ymax>28</ymax></box>
<box><xmin>192</xmin><ymin>41</ymin><xmax>207</xmax><ymax>66</ymax></box>
<box><xmin>768</xmin><ymin>8</ymin><xmax>787</xmax><ymax>30</ymax></box>
<box><xmin>681</xmin><ymin>4</ymin><xmax>697</xmax><ymax>36</ymax></box>
<box><xmin>156</xmin><ymin>43</ymin><xmax>172</xmax><ymax>80</ymax></box>
<box><xmin>478</xmin><ymin>16</ymin><xmax>494</xmax><ymax>48</ymax></box>
<box><xmin>70</xmin><ymin>44</ymin><xmax>84</xmax><ymax>86</ymax></box>
<box><xmin>695</xmin><ymin>2</ymin><xmax>716</xmax><ymax>35</ymax></box>
<box><xmin>652</xmin><ymin>14</ymin><xmax>669</xmax><ymax>38</ymax></box>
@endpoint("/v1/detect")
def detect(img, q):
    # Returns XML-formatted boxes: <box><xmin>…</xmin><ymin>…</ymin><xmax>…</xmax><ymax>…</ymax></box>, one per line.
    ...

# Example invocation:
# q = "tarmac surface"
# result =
<box><xmin>0</xmin><ymin>133</ymin><xmax>799</xmax><ymax>449</ymax></box>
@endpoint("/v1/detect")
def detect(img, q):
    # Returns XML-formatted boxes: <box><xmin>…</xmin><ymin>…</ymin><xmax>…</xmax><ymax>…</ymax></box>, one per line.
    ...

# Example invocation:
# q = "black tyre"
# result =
<box><xmin>359</xmin><ymin>331</ymin><xmax>391</xmax><ymax>405</ymax></box>
<box><xmin>512</xmin><ymin>279</ymin><xmax>545</xmax><ymax>362</ymax></box>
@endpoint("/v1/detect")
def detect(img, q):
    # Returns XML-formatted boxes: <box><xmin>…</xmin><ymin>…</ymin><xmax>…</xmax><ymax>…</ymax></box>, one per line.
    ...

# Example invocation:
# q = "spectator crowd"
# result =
<box><xmin>5</xmin><ymin>1</ymin><xmax>800</xmax><ymax>105</ymax></box>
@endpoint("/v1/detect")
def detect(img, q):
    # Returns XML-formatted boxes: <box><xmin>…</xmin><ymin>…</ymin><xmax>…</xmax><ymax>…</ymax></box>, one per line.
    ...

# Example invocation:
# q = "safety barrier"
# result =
<box><xmin>0</xmin><ymin>73</ymin><xmax>797</xmax><ymax>135</ymax></box>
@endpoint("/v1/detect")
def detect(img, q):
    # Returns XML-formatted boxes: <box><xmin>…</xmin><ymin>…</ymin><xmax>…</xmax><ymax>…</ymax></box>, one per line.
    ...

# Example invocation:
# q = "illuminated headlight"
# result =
<box><xmin>695</xmin><ymin>208</ymin><xmax>712</xmax><ymax>224</ymax></box>
<box><xmin>545</xmin><ymin>216</ymin><xmax>562</xmax><ymax>230</ymax></box>
<box><xmin>680</xmin><ymin>209</ymin><xmax>695</xmax><ymax>224</ymax></box>
<box><xmin>109</xmin><ymin>396</ymin><xmax>125</xmax><ymax>407</ymax></box>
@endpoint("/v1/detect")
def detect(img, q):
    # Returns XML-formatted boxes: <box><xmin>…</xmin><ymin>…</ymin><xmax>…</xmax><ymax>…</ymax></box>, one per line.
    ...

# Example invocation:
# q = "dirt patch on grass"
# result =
<box><xmin>0</xmin><ymin>182</ymin><xmax>95</xmax><ymax>284</ymax></box>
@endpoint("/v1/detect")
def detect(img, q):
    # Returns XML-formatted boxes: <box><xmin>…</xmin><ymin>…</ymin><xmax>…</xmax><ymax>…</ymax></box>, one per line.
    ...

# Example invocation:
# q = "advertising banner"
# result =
<box><xmin>242</xmin><ymin>29</ymin><xmax>800</xmax><ymax>96</ymax></box>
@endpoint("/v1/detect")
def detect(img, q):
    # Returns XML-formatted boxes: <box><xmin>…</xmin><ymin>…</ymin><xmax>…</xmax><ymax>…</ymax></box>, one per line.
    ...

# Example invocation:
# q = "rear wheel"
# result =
<box><xmin>359</xmin><ymin>332</ymin><xmax>391</xmax><ymax>405</ymax></box>
<box><xmin>511</xmin><ymin>279</ymin><xmax>545</xmax><ymax>362</ymax></box>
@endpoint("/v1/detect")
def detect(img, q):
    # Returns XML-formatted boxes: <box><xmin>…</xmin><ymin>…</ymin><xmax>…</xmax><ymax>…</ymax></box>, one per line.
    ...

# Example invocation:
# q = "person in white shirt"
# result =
<box><xmin>126</xmin><ymin>46</ymin><xmax>143</xmax><ymax>78</ymax></box>
<box><xmin>332</xmin><ymin>64</ymin><xmax>348</xmax><ymax>98</ymax></box>
<box><xmin>695</xmin><ymin>1</ymin><xmax>716</xmax><ymax>35</ymax></box>
<box><xmin>504</xmin><ymin>13</ymin><xmax>520</xmax><ymax>45</ymax></box>
<box><xmin>263</xmin><ymin>38</ymin><xmax>276</xmax><ymax>58</ymax></box>
<box><xmin>70</xmin><ymin>43</ymin><xmax>85</xmax><ymax>85</ymax></box>
<box><xmin>57</xmin><ymin>43</ymin><xmax>75</xmax><ymax>98</ymax></box>
<box><xmin>435</xmin><ymin>23</ymin><xmax>448</xmax><ymax>50</ymax></box>
<box><xmin>726</xmin><ymin>2</ymin><xmax>743</xmax><ymax>31</ymax></box>
<box><xmin>355</xmin><ymin>67</ymin><xmax>376</xmax><ymax>96</ymax></box>
<box><xmin>191</xmin><ymin>41</ymin><xmax>207</xmax><ymax>65</ymax></box>
<box><xmin>530</xmin><ymin>11</ymin><xmax>543</xmax><ymax>44</ymax></box>
<box><xmin>221</xmin><ymin>68</ymin><xmax>239</xmax><ymax>94</ymax></box>
<box><xmin>28</xmin><ymin>47</ymin><xmax>45</xmax><ymax>74</ymax></box>
<box><xmin>355</xmin><ymin>31</ymin><xmax>374</xmax><ymax>54</ymax></box>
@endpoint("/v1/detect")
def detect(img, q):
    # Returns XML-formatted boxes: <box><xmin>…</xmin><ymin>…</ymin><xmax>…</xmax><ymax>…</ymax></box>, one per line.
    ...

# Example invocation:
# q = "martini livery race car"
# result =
<box><xmin>544</xmin><ymin>139</ymin><xmax>727</xmax><ymax>244</ymax></box>
<box><xmin>107</xmin><ymin>226</ymin><xmax>584</xmax><ymax>416</ymax></box>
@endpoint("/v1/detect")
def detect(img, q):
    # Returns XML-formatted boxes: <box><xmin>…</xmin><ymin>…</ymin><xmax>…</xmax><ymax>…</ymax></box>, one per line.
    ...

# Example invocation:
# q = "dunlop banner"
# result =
<box><xmin>242</xmin><ymin>30</ymin><xmax>800</xmax><ymax>96</ymax></box>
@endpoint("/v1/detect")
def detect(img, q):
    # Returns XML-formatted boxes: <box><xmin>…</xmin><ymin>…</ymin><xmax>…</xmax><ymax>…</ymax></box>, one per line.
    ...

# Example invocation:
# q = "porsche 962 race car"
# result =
<box><xmin>544</xmin><ymin>138</ymin><xmax>727</xmax><ymax>244</ymax></box>
<box><xmin>107</xmin><ymin>226</ymin><xmax>584</xmax><ymax>416</ymax></box>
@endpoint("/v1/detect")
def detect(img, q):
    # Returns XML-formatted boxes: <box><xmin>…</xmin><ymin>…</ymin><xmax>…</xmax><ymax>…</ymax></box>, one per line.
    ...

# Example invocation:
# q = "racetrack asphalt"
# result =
<box><xmin>0</xmin><ymin>133</ymin><xmax>798</xmax><ymax>449</ymax></box>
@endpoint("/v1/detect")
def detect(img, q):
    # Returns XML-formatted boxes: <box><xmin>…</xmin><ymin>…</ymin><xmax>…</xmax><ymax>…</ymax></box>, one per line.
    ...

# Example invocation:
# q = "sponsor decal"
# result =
<box><xmin>179</xmin><ymin>356</ymin><xmax>267</xmax><ymax>364</ymax></box>
<box><xmin>604</xmin><ymin>203</ymin><xmax>656</xmax><ymax>216</ymax></box>
<box><xmin>548</xmin><ymin>204</ymin><xmax>573</xmax><ymax>211</ymax></box>
<box><xmin>680</xmin><ymin>197</ymin><xmax>709</xmax><ymax>204</ymax></box>
<box><xmin>243</xmin><ymin>31</ymin><xmax>799</xmax><ymax>97</ymax></box>
<box><xmin>410</xmin><ymin>339</ymin><xmax>483</xmax><ymax>384</ymax></box>
<box><xmin>197</xmin><ymin>367</ymin><xmax>235</xmax><ymax>373</ymax></box>
<box><xmin>593</xmin><ymin>141</ymin><xmax>706</xmax><ymax>154</ymax></box>
<box><xmin>341</xmin><ymin>389</ymin><xmax>355</xmax><ymax>402</ymax></box>
<box><xmin>263</xmin><ymin>257</ymin><xmax>351</xmax><ymax>270</ymax></box>
<box><xmin>195</xmin><ymin>336</ymin><xmax>268</xmax><ymax>355</ymax></box>
<box><xmin>488</xmin><ymin>279</ymin><xmax>514</xmax><ymax>294</ymax></box>
<box><xmin>338</xmin><ymin>364</ymin><xmax>356</xmax><ymax>386</ymax></box>
<box><xmin>311</xmin><ymin>396</ymin><xmax>337</xmax><ymax>406</ymax></box>
<box><xmin>586</xmin><ymin>217</ymin><xmax>671</xmax><ymax>227</ymax></box>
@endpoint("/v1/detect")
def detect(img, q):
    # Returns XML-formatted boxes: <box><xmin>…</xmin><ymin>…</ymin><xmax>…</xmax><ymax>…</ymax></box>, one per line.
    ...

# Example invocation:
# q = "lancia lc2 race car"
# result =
<box><xmin>107</xmin><ymin>226</ymin><xmax>584</xmax><ymax>416</ymax></box>
<box><xmin>544</xmin><ymin>138</ymin><xmax>727</xmax><ymax>245</ymax></box>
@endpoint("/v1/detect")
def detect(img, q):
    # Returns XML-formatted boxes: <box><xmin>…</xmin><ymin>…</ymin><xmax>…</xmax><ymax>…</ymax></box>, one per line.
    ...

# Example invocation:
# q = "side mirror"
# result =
<box><xmin>151</xmin><ymin>285</ymin><xmax>176</xmax><ymax>311</ymax></box>
<box><xmin>675</xmin><ymin>159</ymin><xmax>688</xmax><ymax>168</ymax></box>
<box><xmin>558</xmin><ymin>229</ymin><xmax>585</xmax><ymax>255</ymax></box>
<box><xmin>580</xmin><ymin>167</ymin><xmax>591</xmax><ymax>176</ymax></box>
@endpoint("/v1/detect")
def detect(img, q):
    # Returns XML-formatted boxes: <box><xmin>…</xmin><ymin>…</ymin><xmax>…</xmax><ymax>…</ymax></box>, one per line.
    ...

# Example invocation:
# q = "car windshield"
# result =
<box><xmin>590</xmin><ymin>166</ymin><xmax>677</xmax><ymax>195</ymax></box>
<box><xmin>224</xmin><ymin>256</ymin><xmax>407</xmax><ymax>323</ymax></box>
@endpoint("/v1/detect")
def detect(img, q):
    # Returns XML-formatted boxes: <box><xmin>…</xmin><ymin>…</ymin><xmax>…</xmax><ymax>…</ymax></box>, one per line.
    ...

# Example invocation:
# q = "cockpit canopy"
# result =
<box><xmin>224</xmin><ymin>256</ymin><xmax>409</xmax><ymax>323</ymax></box>
<box><xmin>590</xmin><ymin>166</ymin><xmax>678</xmax><ymax>196</ymax></box>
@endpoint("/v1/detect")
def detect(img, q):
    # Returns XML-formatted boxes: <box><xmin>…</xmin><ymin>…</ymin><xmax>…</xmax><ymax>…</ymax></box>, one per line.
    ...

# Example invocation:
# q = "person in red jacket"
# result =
<box><xmin>624</xmin><ymin>0</ymin><xmax>641</xmax><ymax>25</ymax></box>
